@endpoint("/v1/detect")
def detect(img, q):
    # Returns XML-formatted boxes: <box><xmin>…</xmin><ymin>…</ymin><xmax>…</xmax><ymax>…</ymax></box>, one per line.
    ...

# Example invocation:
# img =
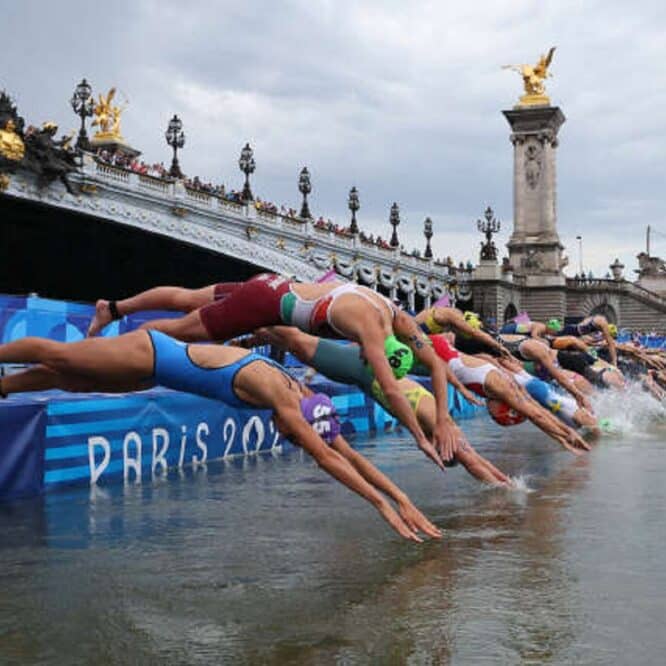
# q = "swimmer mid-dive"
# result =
<box><xmin>86</xmin><ymin>274</ymin><xmax>461</xmax><ymax>465</ymax></box>
<box><xmin>0</xmin><ymin>332</ymin><xmax>441</xmax><ymax>542</ymax></box>
<box><xmin>498</xmin><ymin>334</ymin><xmax>594</xmax><ymax>410</ymax></box>
<box><xmin>415</xmin><ymin>306</ymin><xmax>510</xmax><ymax>357</ymax></box>
<box><xmin>413</xmin><ymin>333</ymin><xmax>591</xmax><ymax>453</ymax></box>
<box><xmin>239</xmin><ymin>327</ymin><xmax>511</xmax><ymax>486</ymax></box>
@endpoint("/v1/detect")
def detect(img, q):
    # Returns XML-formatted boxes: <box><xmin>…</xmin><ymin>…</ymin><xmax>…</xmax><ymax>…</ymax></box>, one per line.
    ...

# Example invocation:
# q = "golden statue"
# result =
<box><xmin>91</xmin><ymin>87</ymin><xmax>126</xmax><ymax>141</ymax></box>
<box><xmin>0</xmin><ymin>118</ymin><xmax>25</xmax><ymax>161</ymax></box>
<box><xmin>503</xmin><ymin>47</ymin><xmax>556</xmax><ymax>107</ymax></box>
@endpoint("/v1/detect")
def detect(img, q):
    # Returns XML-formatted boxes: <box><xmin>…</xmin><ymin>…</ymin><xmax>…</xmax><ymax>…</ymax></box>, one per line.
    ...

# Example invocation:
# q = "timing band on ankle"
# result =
<box><xmin>109</xmin><ymin>301</ymin><xmax>121</xmax><ymax>320</ymax></box>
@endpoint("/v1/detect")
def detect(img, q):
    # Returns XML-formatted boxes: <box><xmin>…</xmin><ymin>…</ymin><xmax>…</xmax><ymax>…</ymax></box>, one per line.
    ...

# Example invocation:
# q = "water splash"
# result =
<box><xmin>590</xmin><ymin>380</ymin><xmax>666</xmax><ymax>437</ymax></box>
<box><xmin>507</xmin><ymin>475</ymin><xmax>534</xmax><ymax>493</ymax></box>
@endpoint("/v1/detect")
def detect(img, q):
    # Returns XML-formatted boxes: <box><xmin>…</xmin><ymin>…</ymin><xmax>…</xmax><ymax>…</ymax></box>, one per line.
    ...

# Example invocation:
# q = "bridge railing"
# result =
<box><xmin>565</xmin><ymin>277</ymin><xmax>666</xmax><ymax>308</ymax></box>
<box><xmin>84</xmin><ymin>158</ymin><xmax>450</xmax><ymax>284</ymax></box>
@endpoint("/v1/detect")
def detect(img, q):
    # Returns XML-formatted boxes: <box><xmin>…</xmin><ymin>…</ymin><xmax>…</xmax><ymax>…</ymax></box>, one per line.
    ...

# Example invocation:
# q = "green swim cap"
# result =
<box><xmin>547</xmin><ymin>318</ymin><xmax>563</xmax><ymax>332</ymax></box>
<box><xmin>385</xmin><ymin>335</ymin><xmax>414</xmax><ymax>379</ymax></box>
<box><xmin>463</xmin><ymin>311</ymin><xmax>482</xmax><ymax>329</ymax></box>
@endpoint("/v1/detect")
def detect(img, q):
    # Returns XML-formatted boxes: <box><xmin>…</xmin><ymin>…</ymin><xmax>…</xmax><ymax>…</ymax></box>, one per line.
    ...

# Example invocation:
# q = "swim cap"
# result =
<box><xmin>608</xmin><ymin>323</ymin><xmax>618</xmax><ymax>338</ymax></box>
<box><xmin>300</xmin><ymin>393</ymin><xmax>341</xmax><ymax>444</ymax></box>
<box><xmin>384</xmin><ymin>335</ymin><xmax>414</xmax><ymax>379</ymax></box>
<box><xmin>487</xmin><ymin>398</ymin><xmax>526</xmax><ymax>426</ymax></box>
<box><xmin>463</xmin><ymin>311</ymin><xmax>481</xmax><ymax>329</ymax></box>
<box><xmin>546</xmin><ymin>318</ymin><xmax>563</xmax><ymax>332</ymax></box>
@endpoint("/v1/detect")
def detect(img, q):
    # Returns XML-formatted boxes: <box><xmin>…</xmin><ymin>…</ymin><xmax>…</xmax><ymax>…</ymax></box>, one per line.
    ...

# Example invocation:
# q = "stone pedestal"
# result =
<box><xmin>473</xmin><ymin>259</ymin><xmax>502</xmax><ymax>281</ymax></box>
<box><xmin>503</xmin><ymin>105</ymin><xmax>566</xmax><ymax>282</ymax></box>
<box><xmin>90</xmin><ymin>133</ymin><xmax>141</xmax><ymax>159</ymax></box>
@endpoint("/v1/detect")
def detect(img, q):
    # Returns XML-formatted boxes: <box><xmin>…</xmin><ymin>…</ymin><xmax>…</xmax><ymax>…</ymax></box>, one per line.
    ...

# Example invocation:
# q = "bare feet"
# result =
<box><xmin>87</xmin><ymin>299</ymin><xmax>112</xmax><ymax>337</ymax></box>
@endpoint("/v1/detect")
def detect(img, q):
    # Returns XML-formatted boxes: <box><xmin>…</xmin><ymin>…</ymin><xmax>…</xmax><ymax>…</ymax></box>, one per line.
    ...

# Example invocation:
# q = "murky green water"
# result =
<box><xmin>2</xmin><ymin>412</ymin><xmax>666</xmax><ymax>665</ymax></box>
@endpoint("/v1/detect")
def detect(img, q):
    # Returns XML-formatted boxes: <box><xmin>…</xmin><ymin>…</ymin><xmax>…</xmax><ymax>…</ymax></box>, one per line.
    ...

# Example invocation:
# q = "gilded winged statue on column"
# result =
<box><xmin>503</xmin><ymin>47</ymin><xmax>556</xmax><ymax>106</ymax></box>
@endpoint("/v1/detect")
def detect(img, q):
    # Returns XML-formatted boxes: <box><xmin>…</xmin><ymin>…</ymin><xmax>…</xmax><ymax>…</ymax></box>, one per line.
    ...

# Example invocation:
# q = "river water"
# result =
<box><xmin>2</xmin><ymin>390</ymin><xmax>666</xmax><ymax>665</ymax></box>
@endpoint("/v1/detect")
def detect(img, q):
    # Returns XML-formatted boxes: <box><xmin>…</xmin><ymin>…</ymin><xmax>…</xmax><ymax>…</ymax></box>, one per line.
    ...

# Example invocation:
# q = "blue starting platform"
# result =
<box><xmin>0</xmin><ymin>378</ymin><xmax>477</xmax><ymax>501</ymax></box>
<box><xmin>0</xmin><ymin>293</ymin><xmax>479</xmax><ymax>500</ymax></box>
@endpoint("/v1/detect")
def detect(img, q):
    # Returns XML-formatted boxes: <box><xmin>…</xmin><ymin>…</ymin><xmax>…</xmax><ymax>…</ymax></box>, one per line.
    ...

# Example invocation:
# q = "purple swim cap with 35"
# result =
<box><xmin>300</xmin><ymin>393</ymin><xmax>341</xmax><ymax>444</ymax></box>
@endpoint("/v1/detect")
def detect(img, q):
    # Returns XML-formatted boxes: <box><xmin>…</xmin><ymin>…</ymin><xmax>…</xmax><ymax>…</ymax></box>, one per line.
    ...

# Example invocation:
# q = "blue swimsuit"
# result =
<box><xmin>148</xmin><ymin>330</ymin><xmax>275</xmax><ymax>407</ymax></box>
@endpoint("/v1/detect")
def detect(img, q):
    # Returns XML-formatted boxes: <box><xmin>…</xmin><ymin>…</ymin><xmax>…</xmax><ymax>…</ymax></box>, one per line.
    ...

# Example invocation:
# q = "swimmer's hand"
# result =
<box><xmin>417</xmin><ymin>438</ymin><xmax>445</xmax><ymax>471</ymax></box>
<box><xmin>433</xmin><ymin>418</ymin><xmax>459</xmax><ymax>463</ymax></box>
<box><xmin>397</xmin><ymin>499</ymin><xmax>442</xmax><ymax>539</ymax></box>
<box><xmin>568</xmin><ymin>429</ymin><xmax>591</xmax><ymax>452</ymax></box>
<box><xmin>376</xmin><ymin>500</ymin><xmax>424</xmax><ymax>542</ymax></box>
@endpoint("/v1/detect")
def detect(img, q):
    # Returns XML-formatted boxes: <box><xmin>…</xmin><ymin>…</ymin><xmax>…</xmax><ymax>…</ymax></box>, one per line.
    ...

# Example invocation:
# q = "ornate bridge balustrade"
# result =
<box><xmin>3</xmin><ymin>157</ymin><xmax>457</xmax><ymax>309</ymax></box>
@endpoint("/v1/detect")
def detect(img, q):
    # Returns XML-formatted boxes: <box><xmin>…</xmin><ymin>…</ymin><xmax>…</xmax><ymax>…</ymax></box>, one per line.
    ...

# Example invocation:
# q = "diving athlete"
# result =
<box><xmin>239</xmin><ymin>326</ymin><xmax>512</xmax><ymax>484</ymax></box>
<box><xmin>0</xmin><ymin>331</ymin><xmax>441</xmax><ymax>542</ymax></box>
<box><xmin>86</xmin><ymin>274</ymin><xmax>461</xmax><ymax>464</ymax></box>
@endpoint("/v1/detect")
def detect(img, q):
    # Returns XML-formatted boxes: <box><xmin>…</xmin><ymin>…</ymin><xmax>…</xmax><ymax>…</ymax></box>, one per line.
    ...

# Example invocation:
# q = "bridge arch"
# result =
<box><xmin>504</xmin><ymin>302</ymin><xmax>518</xmax><ymax>322</ymax></box>
<box><xmin>579</xmin><ymin>293</ymin><xmax>618</xmax><ymax>323</ymax></box>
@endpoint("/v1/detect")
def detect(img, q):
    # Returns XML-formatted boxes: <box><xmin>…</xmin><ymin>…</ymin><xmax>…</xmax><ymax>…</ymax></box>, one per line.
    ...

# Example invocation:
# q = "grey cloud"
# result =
<box><xmin>2</xmin><ymin>0</ymin><xmax>666</xmax><ymax>275</ymax></box>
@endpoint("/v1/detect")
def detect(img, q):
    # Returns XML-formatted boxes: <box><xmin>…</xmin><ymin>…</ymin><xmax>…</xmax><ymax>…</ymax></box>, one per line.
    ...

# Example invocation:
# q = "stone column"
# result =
<box><xmin>503</xmin><ymin>106</ymin><xmax>566</xmax><ymax>285</ymax></box>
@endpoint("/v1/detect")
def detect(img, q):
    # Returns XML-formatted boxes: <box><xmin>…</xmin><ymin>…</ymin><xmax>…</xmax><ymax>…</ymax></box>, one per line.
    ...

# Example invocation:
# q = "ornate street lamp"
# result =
<box><xmin>424</xmin><ymin>217</ymin><xmax>433</xmax><ymax>258</ymax></box>
<box><xmin>389</xmin><ymin>202</ymin><xmax>400</xmax><ymax>248</ymax></box>
<box><xmin>298</xmin><ymin>167</ymin><xmax>312</xmax><ymax>218</ymax></box>
<box><xmin>238</xmin><ymin>142</ymin><xmax>255</xmax><ymax>202</ymax></box>
<box><xmin>477</xmin><ymin>206</ymin><xmax>500</xmax><ymax>261</ymax></box>
<box><xmin>165</xmin><ymin>114</ymin><xmax>185</xmax><ymax>178</ymax></box>
<box><xmin>348</xmin><ymin>186</ymin><xmax>360</xmax><ymax>234</ymax></box>
<box><xmin>70</xmin><ymin>78</ymin><xmax>94</xmax><ymax>151</ymax></box>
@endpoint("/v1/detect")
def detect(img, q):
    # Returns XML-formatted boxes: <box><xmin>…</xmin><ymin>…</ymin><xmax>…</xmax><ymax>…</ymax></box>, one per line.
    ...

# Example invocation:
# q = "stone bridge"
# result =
<box><xmin>0</xmin><ymin>158</ymin><xmax>459</xmax><ymax>309</ymax></box>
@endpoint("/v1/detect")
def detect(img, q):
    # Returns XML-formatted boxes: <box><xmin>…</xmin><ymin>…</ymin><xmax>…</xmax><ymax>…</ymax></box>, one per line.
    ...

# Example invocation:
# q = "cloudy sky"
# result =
<box><xmin>3</xmin><ymin>1</ymin><xmax>665</xmax><ymax>276</ymax></box>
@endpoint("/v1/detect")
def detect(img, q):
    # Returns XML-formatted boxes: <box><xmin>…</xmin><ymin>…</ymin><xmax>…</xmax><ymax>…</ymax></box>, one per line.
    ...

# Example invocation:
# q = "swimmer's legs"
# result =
<box><xmin>1</xmin><ymin>364</ymin><xmax>149</xmax><ymax>396</ymax></box>
<box><xmin>0</xmin><ymin>331</ymin><xmax>153</xmax><ymax>385</ymax></box>
<box><xmin>137</xmin><ymin>309</ymin><xmax>211</xmax><ymax>342</ymax></box>
<box><xmin>87</xmin><ymin>285</ymin><xmax>217</xmax><ymax>336</ymax></box>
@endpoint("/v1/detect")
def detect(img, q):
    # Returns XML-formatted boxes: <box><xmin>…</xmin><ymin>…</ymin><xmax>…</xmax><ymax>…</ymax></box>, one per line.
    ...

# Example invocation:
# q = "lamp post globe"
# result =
<box><xmin>477</xmin><ymin>206</ymin><xmax>500</xmax><ymax>261</ymax></box>
<box><xmin>424</xmin><ymin>217</ymin><xmax>434</xmax><ymax>258</ymax></box>
<box><xmin>298</xmin><ymin>166</ymin><xmax>312</xmax><ymax>219</ymax></box>
<box><xmin>70</xmin><ymin>78</ymin><xmax>93</xmax><ymax>151</ymax></box>
<box><xmin>165</xmin><ymin>114</ymin><xmax>185</xmax><ymax>179</ymax></box>
<box><xmin>238</xmin><ymin>142</ymin><xmax>255</xmax><ymax>202</ymax></box>
<box><xmin>348</xmin><ymin>186</ymin><xmax>360</xmax><ymax>234</ymax></box>
<box><xmin>389</xmin><ymin>202</ymin><xmax>400</xmax><ymax>248</ymax></box>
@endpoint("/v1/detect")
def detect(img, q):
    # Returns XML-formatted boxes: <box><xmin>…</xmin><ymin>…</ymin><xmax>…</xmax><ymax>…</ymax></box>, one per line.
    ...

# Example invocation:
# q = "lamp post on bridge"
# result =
<box><xmin>165</xmin><ymin>115</ymin><xmax>185</xmax><ymax>179</ymax></box>
<box><xmin>298</xmin><ymin>167</ymin><xmax>312</xmax><ymax>219</ymax></box>
<box><xmin>70</xmin><ymin>78</ymin><xmax>93</xmax><ymax>152</ymax></box>
<box><xmin>348</xmin><ymin>186</ymin><xmax>360</xmax><ymax>234</ymax></box>
<box><xmin>238</xmin><ymin>142</ymin><xmax>255</xmax><ymax>202</ymax></box>
<box><xmin>389</xmin><ymin>202</ymin><xmax>400</xmax><ymax>248</ymax></box>
<box><xmin>477</xmin><ymin>206</ymin><xmax>500</xmax><ymax>261</ymax></box>
<box><xmin>424</xmin><ymin>217</ymin><xmax>433</xmax><ymax>258</ymax></box>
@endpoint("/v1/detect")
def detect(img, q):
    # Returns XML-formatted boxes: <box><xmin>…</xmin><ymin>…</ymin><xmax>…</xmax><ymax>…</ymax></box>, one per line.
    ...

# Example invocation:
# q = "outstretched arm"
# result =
<box><xmin>361</xmin><ymin>335</ymin><xmax>445</xmax><ymax>468</ymax></box>
<box><xmin>393</xmin><ymin>311</ymin><xmax>461</xmax><ymax>462</ymax></box>
<box><xmin>532</xmin><ymin>347</ymin><xmax>591</xmax><ymax>411</ymax></box>
<box><xmin>441</xmin><ymin>311</ymin><xmax>509</xmax><ymax>357</ymax></box>
<box><xmin>595</xmin><ymin>317</ymin><xmax>618</xmax><ymax>366</ymax></box>
<box><xmin>275</xmin><ymin>405</ymin><xmax>426</xmax><ymax>541</ymax></box>
<box><xmin>330</xmin><ymin>435</ymin><xmax>441</xmax><ymax>539</ymax></box>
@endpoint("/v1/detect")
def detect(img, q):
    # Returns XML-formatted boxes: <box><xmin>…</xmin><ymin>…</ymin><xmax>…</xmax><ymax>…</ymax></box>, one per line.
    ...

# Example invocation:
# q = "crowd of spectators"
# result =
<box><xmin>314</xmin><ymin>216</ymin><xmax>353</xmax><ymax>238</ymax></box>
<box><xmin>93</xmin><ymin>148</ymin><xmax>445</xmax><ymax>259</ymax></box>
<box><xmin>358</xmin><ymin>229</ymin><xmax>391</xmax><ymax>249</ymax></box>
<box><xmin>183</xmin><ymin>175</ymin><xmax>225</xmax><ymax>197</ymax></box>
<box><xmin>96</xmin><ymin>149</ymin><xmax>169</xmax><ymax>179</ymax></box>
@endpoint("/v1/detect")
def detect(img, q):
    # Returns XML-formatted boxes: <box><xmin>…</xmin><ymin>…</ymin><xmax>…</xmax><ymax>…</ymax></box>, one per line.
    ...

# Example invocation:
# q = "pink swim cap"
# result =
<box><xmin>300</xmin><ymin>393</ymin><xmax>341</xmax><ymax>444</ymax></box>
